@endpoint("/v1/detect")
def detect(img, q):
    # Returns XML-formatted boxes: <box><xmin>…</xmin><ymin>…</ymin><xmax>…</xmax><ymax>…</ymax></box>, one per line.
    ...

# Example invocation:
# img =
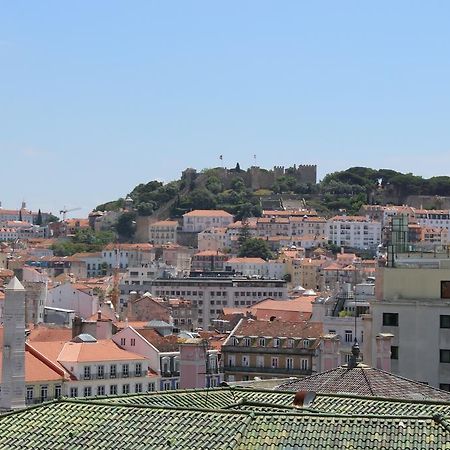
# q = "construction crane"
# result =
<box><xmin>59</xmin><ymin>206</ymin><xmax>81</xmax><ymax>221</ymax></box>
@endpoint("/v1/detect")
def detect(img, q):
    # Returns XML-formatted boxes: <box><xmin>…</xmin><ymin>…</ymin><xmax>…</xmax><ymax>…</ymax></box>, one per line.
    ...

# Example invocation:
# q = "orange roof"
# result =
<box><xmin>0</xmin><ymin>349</ymin><xmax>65</xmax><ymax>383</ymax></box>
<box><xmin>150</xmin><ymin>220</ymin><xmax>179</xmax><ymax>227</ymax></box>
<box><xmin>183</xmin><ymin>209</ymin><xmax>233</xmax><ymax>217</ymax></box>
<box><xmin>226</xmin><ymin>257</ymin><xmax>266</xmax><ymax>264</ymax></box>
<box><xmin>104</xmin><ymin>243</ymin><xmax>154</xmax><ymax>251</ymax></box>
<box><xmin>252</xmin><ymin>297</ymin><xmax>316</xmax><ymax>314</ymax></box>
<box><xmin>58</xmin><ymin>339</ymin><xmax>146</xmax><ymax>363</ymax></box>
<box><xmin>28</xmin><ymin>326</ymin><xmax>73</xmax><ymax>343</ymax></box>
<box><xmin>194</xmin><ymin>250</ymin><xmax>227</xmax><ymax>257</ymax></box>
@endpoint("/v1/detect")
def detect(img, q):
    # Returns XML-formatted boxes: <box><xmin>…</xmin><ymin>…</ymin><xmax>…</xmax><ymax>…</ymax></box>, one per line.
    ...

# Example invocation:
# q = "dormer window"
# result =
<box><xmin>273</xmin><ymin>338</ymin><xmax>280</xmax><ymax>348</ymax></box>
<box><xmin>233</xmin><ymin>337</ymin><xmax>239</xmax><ymax>346</ymax></box>
<box><xmin>259</xmin><ymin>338</ymin><xmax>266</xmax><ymax>347</ymax></box>
<box><xmin>287</xmin><ymin>339</ymin><xmax>294</xmax><ymax>348</ymax></box>
<box><xmin>243</xmin><ymin>337</ymin><xmax>251</xmax><ymax>347</ymax></box>
<box><xmin>303</xmin><ymin>339</ymin><xmax>310</xmax><ymax>349</ymax></box>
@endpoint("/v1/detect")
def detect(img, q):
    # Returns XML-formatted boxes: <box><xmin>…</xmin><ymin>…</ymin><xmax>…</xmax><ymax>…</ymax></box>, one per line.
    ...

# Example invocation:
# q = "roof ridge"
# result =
<box><xmin>361</xmin><ymin>366</ymin><xmax>375</xmax><ymax>396</ymax></box>
<box><xmin>14</xmin><ymin>398</ymin><xmax>450</xmax><ymax>421</ymax></box>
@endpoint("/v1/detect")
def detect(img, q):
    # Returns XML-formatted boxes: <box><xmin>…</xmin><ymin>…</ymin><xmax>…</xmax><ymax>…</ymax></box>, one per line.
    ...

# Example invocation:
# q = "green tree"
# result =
<box><xmin>116</xmin><ymin>212</ymin><xmax>136</xmax><ymax>239</ymax></box>
<box><xmin>238</xmin><ymin>218</ymin><xmax>252</xmax><ymax>247</ymax></box>
<box><xmin>35</xmin><ymin>209</ymin><xmax>43</xmax><ymax>225</ymax></box>
<box><xmin>238</xmin><ymin>238</ymin><xmax>273</xmax><ymax>260</ymax></box>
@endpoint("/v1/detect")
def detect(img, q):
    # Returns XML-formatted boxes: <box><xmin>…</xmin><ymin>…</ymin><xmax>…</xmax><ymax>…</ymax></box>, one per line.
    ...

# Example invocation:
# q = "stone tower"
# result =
<box><xmin>0</xmin><ymin>277</ymin><xmax>26</xmax><ymax>411</ymax></box>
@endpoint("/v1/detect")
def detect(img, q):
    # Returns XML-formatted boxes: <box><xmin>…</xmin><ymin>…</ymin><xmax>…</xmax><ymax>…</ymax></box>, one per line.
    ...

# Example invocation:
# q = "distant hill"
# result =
<box><xmin>95</xmin><ymin>165</ymin><xmax>450</xmax><ymax>220</ymax></box>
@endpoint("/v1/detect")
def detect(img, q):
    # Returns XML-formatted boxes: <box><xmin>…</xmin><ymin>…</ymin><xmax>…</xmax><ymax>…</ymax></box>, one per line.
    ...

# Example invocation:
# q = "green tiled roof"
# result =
<box><xmin>0</xmin><ymin>387</ymin><xmax>449</xmax><ymax>449</ymax></box>
<box><xmin>96</xmin><ymin>387</ymin><xmax>450</xmax><ymax>417</ymax></box>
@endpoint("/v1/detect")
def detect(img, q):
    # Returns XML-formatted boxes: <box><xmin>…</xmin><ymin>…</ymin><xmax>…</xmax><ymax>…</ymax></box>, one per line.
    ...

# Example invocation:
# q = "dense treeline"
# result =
<box><xmin>95</xmin><ymin>166</ymin><xmax>450</xmax><ymax>223</ymax></box>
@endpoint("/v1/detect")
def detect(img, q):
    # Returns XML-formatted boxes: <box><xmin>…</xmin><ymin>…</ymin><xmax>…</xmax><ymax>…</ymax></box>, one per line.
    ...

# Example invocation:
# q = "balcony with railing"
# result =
<box><xmin>80</xmin><ymin>370</ymin><xmax>148</xmax><ymax>380</ymax></box>
<box><xmin>223</xmin><ymin>365</ymin><xmax>312</xmax><ymax>376</ymax></box>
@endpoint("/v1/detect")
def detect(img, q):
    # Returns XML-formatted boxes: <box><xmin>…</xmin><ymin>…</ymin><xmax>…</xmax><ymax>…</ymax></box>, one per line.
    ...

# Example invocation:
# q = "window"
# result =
<box><xmin>123</xmin><ymin>364</ymin><xmax>129</xmax><ymax>377</ymax></box>
<box><xmin>147</xmin><ymin>382</ymin><xmax>155</xmax><ymax>392</ymax></box>
<box><xmin>120</xmin><ymin>338</ymin><xmax>126</xmax><ymax>346</ymax></box>
<box><xmin>110</xmin><ymin>364</ymin><xmax>117</xmax><ymax>378</ymax></box>
<box><xmin>135</xmin><ymin>383</ymin><xmax>142</xmax><ymax>393</ymax></box>
<box><xmin>391</xmin><ymin>346</ymin><xmax>399</xmax><ymax>360</ymax></box>
<box><xmin>441</xmin><ymin>315</ymin><xmax>450</xmax><ymax>329</ymax></box>
<box><xmin>271</xmin><ymin>357</ymin><xmax>279</xmax><ymax>369</ymax></box>
<box><xmin>84</xmin><ymin>366</ymin><xmax>91</xmax><ymax>380</ymax></box>
<box><xmin>287</xmin><ymin>339</ymin><xmax>294</xmax><ymax>349</ymax></box>
<box><xmin>110</xmin><ymin>385</ymin><xmax>117</xmax><ymax>395</ymax></box>
<box><xmin>70</xmin><ymin>387</ymin><xmax>78</xmax><ymax>398</ymax></box>
<box><xmin>26</xmin><ymin>387</ymin><xmax>34</xmax><ymax>401</ymax></box>
<box><xmin>242</xmin><ymin>355</ymin><xmax>250</xmax><ymax>367</ymax></box>
<box><xmin>383</xmin><ymin>312</ymin><xmax>399</xmax><ymax>327</ymax></box>
<box><xmin>135</xmin><ymin>363</ymin><xmax>142</xmax><ymax>377</ymax></box>
<box><xmin>97</xmin><ymin>386</ymin><xmax>105</xmax><ymax>396</ymax></box>
<box><xmin>84</xmin><ymin>387</ymin><xmax>92</xmax><ymax>397</ymax></box>
<box><xmin>273</xmin><ymin>338</ymin><xmax>280</xmax><ymax>348</ymax></box>
<box><xmin>303</xmin><ymin>339</ymin><xmax>310</xmax><ymax>348</ymax></box>
<box><xmin>300</xmin><ymin>359</ymin><xmax>309</xmax><ymax>371</ymax></box>
<box><xmin>242</xmin><ymin>337</ymin><xmax>251</xmax><ymax>347</ymax></box>
<box><xmin>344</xmin><ymin>331</ymin><xmax>353</xmax><ymax>343</ymax></box>
<box><xmin>440</xmin><ymin>349</ymin><xmax>450</xmax><ymax>363</ymax></box>
<box><xmin>441</xmin><ymin>281</ymin><xmax>450</xmax><ymax>299</ymax></box>
<box><xmin>286</xmin><ymin>358</ymin><xmax>294</xmax><ymax>370</ymax></box>
<box><xmin>55</xmin><ymin>385</ymin><xmax>62</xmax><ymax>398</ymax></box>
<box><xmin>131</xmin><ymin>338</ymin><xmax>136</xmax><ymax>346</ymax></box>
<box><xmin>163</xmin><ymin>381</ymin><xmax>171</xmax><ymax>391</ymax></box>
<box><xmin>257</xmin><ymin>355</ymin><xmax>265</xmax><ymax>368</ymax></box>
<box><xmin>97</xmin><ymin>365</ymin><xmax>104</xmax><ymax>379</ymax></box>
<box><xmin>259</xmin><ymin>338</ymin><xmax>266</xmax><ymax>347</ymax></box>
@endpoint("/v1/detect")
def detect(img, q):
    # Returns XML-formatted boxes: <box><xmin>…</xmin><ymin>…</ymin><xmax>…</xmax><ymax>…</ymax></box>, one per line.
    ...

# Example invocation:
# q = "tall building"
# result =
<box><xmin>0</xmin><ymin>277</ymin><xmax>26</xmax><ymax>410</ymax></box>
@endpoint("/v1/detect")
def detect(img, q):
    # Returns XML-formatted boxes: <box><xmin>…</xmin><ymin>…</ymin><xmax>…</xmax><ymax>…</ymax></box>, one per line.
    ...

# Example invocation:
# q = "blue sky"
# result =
<box><xmin>1</xmin><ymin>1</ymin><xmax>450</xmax><ymax>217</ymax></box>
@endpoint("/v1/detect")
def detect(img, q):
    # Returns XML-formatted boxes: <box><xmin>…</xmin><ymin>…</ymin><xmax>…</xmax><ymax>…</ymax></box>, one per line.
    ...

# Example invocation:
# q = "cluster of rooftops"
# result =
<box><xmin>0</xmin><ymin>363</ymin><xmax>449</xmax><ymax>449</ymax></box>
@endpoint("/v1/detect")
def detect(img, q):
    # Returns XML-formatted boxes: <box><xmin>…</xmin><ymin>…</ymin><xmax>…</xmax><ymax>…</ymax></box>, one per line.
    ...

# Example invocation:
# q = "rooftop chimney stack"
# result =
<box><xmin>0</xmin><ymin>277</ymin><xmax>26</xmax><ymax>411</ymax></box>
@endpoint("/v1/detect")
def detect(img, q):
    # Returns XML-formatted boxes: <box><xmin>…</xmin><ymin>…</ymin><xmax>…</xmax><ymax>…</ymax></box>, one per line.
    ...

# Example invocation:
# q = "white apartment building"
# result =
<box><xmin>102</xmin><ymin>243</ymin><xmax>154</xmax><ymax>272</ymax></box>
<box><xmin>224</xmin><ymin>257</ymin><xmax>286</xmax><ymax>279</ymax></box>
<box><xmin>46</xmin><ymin>282</ymin><xmax>98</xmax><ymax>319</ymax></box>
<box><xmin>122</xmin><ymin>276</ymin><xmax>288</xmax><ymax>327</ymax></box>
<box><xmin>149</xmin><ymin>220</ymin><xmax>178</xmax><ymax>245</ymax></box>
<box><xmin>415</xmin><ymin>209</ymin><xmax>450</xmax><ymax>232</ymax></box>
<box><xmin>327</xmin><ymin>216</ymin><xmax>382</xmax><ymax>249</ymax></box>
<box><xmin>182</xmin><ymin>210</ymin><xmax>234</xmax><ymax>233</ymax></box>
<box><xmin>30</xmin><ymin>336</ymin><xmax>158</xmax><ymax>397</ymax></box>
<box><xmin>366</xmin><ymin>260</ymin><xmax>450</xmax><ymax>390</ymax></box>
<box><xmin>198</xmin><ymin>227</ymin><xmax>229</xmax><ymax>252</ymax></box>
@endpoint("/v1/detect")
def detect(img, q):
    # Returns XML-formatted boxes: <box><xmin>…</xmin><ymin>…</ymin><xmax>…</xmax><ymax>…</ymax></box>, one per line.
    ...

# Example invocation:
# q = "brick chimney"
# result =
<box><xmin>179</xmin><ymin>338</ymin><xmax>207</xmax><ymax>389</ymax></box>
<box><xmin>375</xmin><ymin>333</ymin><xmax>394</xmax><ymax>371</ymax></box>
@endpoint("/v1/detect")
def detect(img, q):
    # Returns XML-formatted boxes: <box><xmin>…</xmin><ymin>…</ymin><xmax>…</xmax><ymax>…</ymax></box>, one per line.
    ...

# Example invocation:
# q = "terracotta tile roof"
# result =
<box><xmin>135</xmin><ymin>328</ymin><xmax>180</xmax><ymax>352</ymax></box>
<box><xmin>58</xmin><ymin>339</ymin><xmax>147</xmax><ymax>363</ymax></box>
<box><xmin>183</xmin><ymin>209</ymin><xmax>233</xmax><ymax>217</ymax></box>
<box><xmin>226</xmin><ymin>257</ymin><xmax>266</xmax><ymax>264</ymax></box>
<box><xmin>194</xmin><ymin>250</ymin><xmax>227</xmax><ymax>257</ymax></box>
<box><xmin>276</xmin><ymin>364</ymin><xmax>450</xmax><ymax>401</ymax></box>
<box><xmin>231</xmin><ymin>318</ymin><xmax>322</xmax><ymax>341</ymax></box>
<box><xmin>28</xmin><ymin>326</ymin><xmax>73</xmax><ymax>343</ymax></box>
<box><xmin>104</xmin><ymin>243</ymin><xmax>154</xmax><ymax>251</ymax></box>
<box><xmin>0</xmin><ymin>348</ymin><xmax>65</xmax><ymax>383</ymax></box>
<box><xmin>149</xmin><ymin>220</ymin><xmax>179</xmax><ymax>227</ymax></box>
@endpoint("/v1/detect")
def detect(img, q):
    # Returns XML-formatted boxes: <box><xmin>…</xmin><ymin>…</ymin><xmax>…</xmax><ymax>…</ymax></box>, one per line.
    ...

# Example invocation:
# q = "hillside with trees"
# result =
<box><xmin>94</xmin><ymin>165</ymin><xmax>450</xmax><ymax>236</ymax></box>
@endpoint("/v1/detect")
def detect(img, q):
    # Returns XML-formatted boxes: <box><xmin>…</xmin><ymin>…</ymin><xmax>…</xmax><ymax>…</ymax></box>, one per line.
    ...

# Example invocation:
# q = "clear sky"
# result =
<box><xmin>1</xmin><ymin>1</ymin><xmax>450</xmax><ymax>217</ymax></box>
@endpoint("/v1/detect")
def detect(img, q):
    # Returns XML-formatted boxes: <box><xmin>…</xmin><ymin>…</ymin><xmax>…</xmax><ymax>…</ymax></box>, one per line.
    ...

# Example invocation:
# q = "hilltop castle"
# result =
<box><xmin>182</xmin><ymin>164</ymin><xmax>317</xmax><ymax>191</ymax></box>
